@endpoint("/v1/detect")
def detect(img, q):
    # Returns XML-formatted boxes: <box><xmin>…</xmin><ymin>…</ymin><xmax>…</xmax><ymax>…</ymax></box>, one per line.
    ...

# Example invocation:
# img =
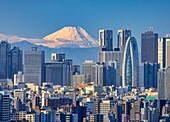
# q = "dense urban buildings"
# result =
<box><xmin>0</xmin><ymin>26</ymin><xmax>170</xmax><ymax>121</ymax></box>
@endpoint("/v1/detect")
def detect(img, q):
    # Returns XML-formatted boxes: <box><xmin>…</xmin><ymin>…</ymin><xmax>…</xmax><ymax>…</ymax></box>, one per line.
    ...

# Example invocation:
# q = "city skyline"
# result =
<box><xmin>1</xmin><ymin>0</ymin><xmax>170</xmax><ymax>49</ymax></box>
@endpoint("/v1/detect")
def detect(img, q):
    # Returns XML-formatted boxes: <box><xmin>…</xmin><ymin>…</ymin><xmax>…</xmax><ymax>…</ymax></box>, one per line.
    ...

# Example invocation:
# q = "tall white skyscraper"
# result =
<box><xmin>158</xmin><ymin>36</ymin><xmax>170</xmax><ymax>69</ymax></box>
<box><xmin>122</xmin><ymin>37</ymin><xmax>139</xmax><ymax>87</ymax></box>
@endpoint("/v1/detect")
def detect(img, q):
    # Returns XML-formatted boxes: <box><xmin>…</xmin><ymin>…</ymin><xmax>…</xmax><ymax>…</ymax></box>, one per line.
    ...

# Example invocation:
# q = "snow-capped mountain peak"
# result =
<box><xmin>43</xmin><ymin>26</ymin><xmax>98</xmax><ymax>48</ymax></box>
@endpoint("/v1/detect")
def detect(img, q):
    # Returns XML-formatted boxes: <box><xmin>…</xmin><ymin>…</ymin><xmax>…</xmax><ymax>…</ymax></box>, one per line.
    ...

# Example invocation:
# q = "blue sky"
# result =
<box><xmin>0</xmin><ymin>0</ymin><xmax>170</xmax><ymax>48</ymax></box>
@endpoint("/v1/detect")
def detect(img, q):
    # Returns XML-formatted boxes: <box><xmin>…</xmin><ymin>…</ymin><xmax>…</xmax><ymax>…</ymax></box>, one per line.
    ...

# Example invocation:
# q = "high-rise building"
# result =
<box><xmin>117</xmin><ymin>29</ymin><xmax>131</xmax><ymax>51</ymax></box>
<box><xmin>144</xmin><ymin>62</ymin><xmax>160</xmax><ymax>89</ymax></box>
<box><xmin>122</xmin><ymin>37</ymin><xmax>139</xmax><ymax>87</ymax></box>
<box><xmin>107</xmin><ymin>60</ymin><xmax>120</xmax><ymax>86</ymax></box>
<box><xmin>0</xmin><ymin>41</ymin><xmax>11</xmax><ymax>79</ymax></box>
<box><xmin>24</xmin><ymin>46</ymin><xmax>45</xmax><ymax>86</ymax></box>
<box><xmin>92</xmin><ymin>62</ymin><xmax>106</xmax><ymax>86</ymax></box>
<box><xmin>45</xmin><ymin>62</ymin><xmax>68</xmax><ymax>86</ymax></box>
<box><xmin>82</xmin><ymin>60</ymin><xmax>96</xmax><ymax>83</ymax></box>
<box><xmin>139</xmin><ymin>64</ymin><xmax>144</xmax><ymax>87</ymax></box>
<box><xmin>9</xmin><ymin>46</ymin><xmax>22</xmax><ymax>81</ymax></box>
<box><xmin>141</xmin><ymin>29</ymin><xmax>158</xmax><ymax>63</ymax></box>
<box><xmin>99</xmin><ymin>30</ymin><xmax>113</xmax><ymax>51</ymax></box>
<box><xmin>158</xmin><ymin>67</ymin><xmax>170</xmax><ymax>100</ymax></box>
<box><xmin>158</xmin><ymin>36</ymin><xmax>170</xmax><ymax>69</ymax></box>
<box><xmin>0</xmin><ymin>91</ymin><xmax>10</xmax><ymax>122</ymax></box>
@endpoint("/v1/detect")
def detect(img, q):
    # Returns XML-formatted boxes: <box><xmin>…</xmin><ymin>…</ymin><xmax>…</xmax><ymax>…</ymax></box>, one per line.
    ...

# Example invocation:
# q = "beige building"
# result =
<box><xmin>158</xmin><ymin>36</ymin><xmax>170</xmax><ymax>69</ymax></box>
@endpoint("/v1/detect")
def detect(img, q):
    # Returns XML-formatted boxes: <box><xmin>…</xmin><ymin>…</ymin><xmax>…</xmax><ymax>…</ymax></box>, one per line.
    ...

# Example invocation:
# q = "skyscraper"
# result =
<box><xmin>9</xmin><ymin>46</ymin><xmax>22</xmax><ymax>81</ymax></box>
<box><xmin>0</xmin><ymin>91</ymin><xmax>10</xmax><ymax>122</ymax></box>
<box><xmin>158</xmin><ymin>36</ymin><xmax>170</xmax><ymax>69</ymax></box>
<box><xmin>122</xmin><ymin>37</ymin><xmax>139</xmax><ymax>87</ymax></box>
<box><xmin>141</xmin><ymin>29</ymin><xmax>158</xmax><ymax>63</ymax></box>
<box><xmin>158</xmin><ymin>67</ymin><xmax>170</xmax><ymax>100</ymax></box>
<box><xmin>117</xmin><ymin>29</ymin><xmax>131</xmax><ymax>51</ymax></box>
<box><xmin>99</xmin><ymin>30</ymin><xmax>113</xmax><ymax>51</ymax></box>
<box><xmin>107</xmin><ymin>60</ymin><xmax>120</xmax><ymax>86</ymax></box>
<box><xmin>144</xmin><ymin>62</ymin><xmax>160</xmax><ymax>89</ymax></box>
<box><xmin>0</xmin><ymin>41</ymin><xmax>11</xmax><ymax>79</ymax></box>
<box><xmin>92</xmin><ymin>62</ymin><xmax>106</xmax><ymax>86</ymax></box>
<box><xmin>82</xmin><ymin>60</ymin><xmax>96</xmax><ymax>83</ymax></box>
<box><xmin>24</xmin><ymin>46</ymin><xmax>45</xmax><ymax>86</ymax></box>
<box><xmin>45</xmin><ymin>62</ymin><xmax>68</xmax><ymax>86</ymax></box>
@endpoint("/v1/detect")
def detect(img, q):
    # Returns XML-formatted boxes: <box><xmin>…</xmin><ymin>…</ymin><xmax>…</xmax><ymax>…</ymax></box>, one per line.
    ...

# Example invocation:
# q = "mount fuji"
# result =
<box><xmin>43</xmin><ymin>26</ymin><xmax>98</xmax><ymax>48</ymax></box>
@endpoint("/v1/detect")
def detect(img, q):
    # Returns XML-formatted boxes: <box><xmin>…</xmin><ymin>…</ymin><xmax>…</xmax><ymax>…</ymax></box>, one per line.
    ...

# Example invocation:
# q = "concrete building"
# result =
<box><xmin>82</xmin><ymin>60</ymin><xmax>96</xmax><ymax>83</ymax></box>
<box><xmin>0</xmin><ymin>41</ymin><xmax>11</xmax><ymax>79</ymax></box>
<box><xmin>24</xmin><ymin>46</ymin><xmax>45</xmax><ymax>86</ymax></box>
<box><xmin>158</xmin><ymin>36</ymin><xmax>170</xmax><ymax>69</ymax></box>
<box><xmin>46</xmin><ymin>62</ymin><xmax>68</xmax><ymax>86</ymax></box>
<box><xmin>158</xmin><ymin>67</ymin><xmax>170</xmax><ymax>100</ymax></box>
<box><xmin>141</xmin><ymin>29</ymin><xmax>158</xmax><ymax>63</ymax></box>
<box><xmin>117</xmin><ymin>29</ymin><xmax>131</xmax><ymax>51</ymax></box>
<box><xmin>144</xmin><ymin>62</ymin><xmax>160</xmax><ymax>89</ymax></box>
<box><xmin>9</xmin><ymin>46</ymin><xmax>22</xmax><ymax>81</ymax></box>
<box><xmin>71</xmin><ymin>74</ymin><xmax>85</xmax><ymax>88</ymax></box>
<box><xmin>99</xmin><ymin>30</ymin><xmax>113</xmax><ymax>51</ymax></box>
<box><xmin>92</xmin><ymin>62</ymin><xmax>106</xmax><ymax>86</ymax></box>
<box><xmin>0</xmin><ymin>91</ymin><xmax>10</xmax><ymax>122</ymax></box>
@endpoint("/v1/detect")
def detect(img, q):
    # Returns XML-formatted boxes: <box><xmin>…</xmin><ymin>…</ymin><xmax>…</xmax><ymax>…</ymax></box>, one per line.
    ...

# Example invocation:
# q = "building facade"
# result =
<box><xmin>24</xmin><ymin>47</ymin><xmax>45</xmax><ymax>86</ymax></box>
<box><xmin>141</xmin><ymin>30</ymin><xmax>158</xmax><ymax>63</ymax></box>
<box><xmin>122</xmin><ymin>37</ymin><xmax>139</xmax><ymax>87</ymax></box>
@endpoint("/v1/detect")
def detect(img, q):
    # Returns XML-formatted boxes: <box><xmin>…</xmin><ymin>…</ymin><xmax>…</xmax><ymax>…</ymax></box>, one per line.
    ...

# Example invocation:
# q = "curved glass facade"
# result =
<box><xmin>122</xmin><ymin>37</ymin><xmax>139</xmax><ymax>87</ymax></box>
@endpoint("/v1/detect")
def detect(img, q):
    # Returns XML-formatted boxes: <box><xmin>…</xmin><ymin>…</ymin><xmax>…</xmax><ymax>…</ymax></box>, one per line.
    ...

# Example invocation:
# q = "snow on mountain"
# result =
<box><xmin>0</xmin><ymin>33</ymin><xmax>54</xmax><ymax>45</ymax></box>
<box><xmin>43</xmin><ymin>26</ymin><xmax>98</xmax><ymax>48</ymax></box>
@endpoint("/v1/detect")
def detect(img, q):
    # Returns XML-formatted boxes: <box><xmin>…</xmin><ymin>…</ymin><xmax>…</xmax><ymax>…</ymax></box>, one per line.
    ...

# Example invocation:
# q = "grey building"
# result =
<box><xmin>9</xmin><ymin>47</ymin><xmax>22</xmax><ymax>81</ymax></box>
<box><xmin>158</xmin><ymin>67</ymin><xmax>170</xmax><ymax>100</ymax></box>
<box><xmin>141</xmin><ymin>30</ymin><xmax>158</xmax><ymax>63</ymax></box>
<box><xmin>117</xmin><ymin>29</ymin><xmax>131</xmax><ymax>51</ymax></box>
<box><xmin>82</xmin><ymin>60</ymin><xmax>96</xmax><ymax>83</ymax></box>
<box><xmin>24</xmin><ymin>47</ymin><xmax>45</xmax><ymax>86</ymax></box>
<box><xmin>0</xmin><ymin>91</ymin><xmax>10</xmax><ymax>122</ymax></box>
<box><xmin>107</xmin><ymin>60</ymin><xmax>120</xmax><ymax>87</ymax></box>
<box><xmin>92</xmin><ymin>62</ymin><xmax>106</xmax><ymax>86</ymax></box>
<box><xmin>144</xmin><ymin>62</ymin><xmax>160</xmax><ymax>89</ymax></box>
<box><xmin>0</xmin><ymin>41</ymin><xmax>11</xmax><ymax>79</ymax></box>
<box><xmin>99</xmin><ymin>30</ymin><xmax>113</xmax><ymax>51</ymax></box>
<box><xmin>45</xmin><ymin>62</ymin><xmax>68</xmax><ymax>86</ymax></box>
